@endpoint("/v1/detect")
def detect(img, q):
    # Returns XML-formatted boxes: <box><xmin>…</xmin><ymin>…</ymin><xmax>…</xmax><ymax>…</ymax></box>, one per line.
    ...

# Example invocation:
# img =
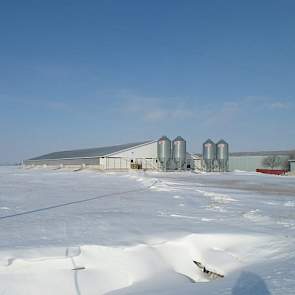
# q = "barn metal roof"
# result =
<box><xmin>229</xmin><ymin>150</ymin><xmax>295</xmax><ymax>157</ymax></box>
<box><xmin>194</xmin><ymin>150</ymin><xmax>295</xmax><ymax>158</ymax></box>
<box><xmin>28</xmin><ymin>141</ymin><xmax>154</xmax><ymax>161</ymax></box>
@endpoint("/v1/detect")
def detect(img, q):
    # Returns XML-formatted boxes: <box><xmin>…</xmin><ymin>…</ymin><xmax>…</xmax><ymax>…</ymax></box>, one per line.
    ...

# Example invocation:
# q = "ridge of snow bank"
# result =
<box><xmin>0</xmin><ymin>233</ymin><xmax>283</xmax><ymax>295</ymax></box>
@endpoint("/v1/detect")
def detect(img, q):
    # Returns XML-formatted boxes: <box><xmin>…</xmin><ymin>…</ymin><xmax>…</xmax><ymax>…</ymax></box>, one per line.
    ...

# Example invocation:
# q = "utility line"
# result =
<box><xmin>0</xmin><ymin>181</ymin><xmax>158</xmax><ymax>220</ymax></box>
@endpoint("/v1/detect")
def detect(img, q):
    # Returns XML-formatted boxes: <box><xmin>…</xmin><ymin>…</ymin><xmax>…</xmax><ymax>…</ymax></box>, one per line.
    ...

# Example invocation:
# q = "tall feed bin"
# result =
<box><xmin>216</xmin><ymin>139</ymin><xmax>229</xmax><ymax>172</ymax></box>
<box><xmin>203</xmin><ymin>139</ymin><xmax>216</xmax><ymax>172</ymax></box>
<box><xmin>157</xmin><ymin>136</ymin><xmax>171</xmax><ymax>171</ymax></box>
<box><xmin>172</xmin><ymin>136</ymin><xmax>186</xmax><ymax>170</ymax></box>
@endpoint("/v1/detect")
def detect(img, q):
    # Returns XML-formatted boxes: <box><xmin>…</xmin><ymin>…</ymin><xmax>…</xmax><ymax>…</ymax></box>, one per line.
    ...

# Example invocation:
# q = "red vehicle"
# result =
<box><xmin>256</xmin><ymin>169</ymin><xmax>287</xmax><ymax>175</ymax></box>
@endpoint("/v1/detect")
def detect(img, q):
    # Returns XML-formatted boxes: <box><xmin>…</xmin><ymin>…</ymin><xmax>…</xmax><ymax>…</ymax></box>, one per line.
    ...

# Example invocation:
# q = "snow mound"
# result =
<box><xmin>0</xmin><ymin>233</ymin><xmax>279</xmax><ymax>295</ymax></box>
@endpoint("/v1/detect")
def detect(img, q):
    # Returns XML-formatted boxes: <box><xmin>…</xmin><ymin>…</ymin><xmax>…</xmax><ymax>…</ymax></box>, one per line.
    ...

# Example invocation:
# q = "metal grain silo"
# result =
<box><xmin>203</xmin><ymin>139</ymin><xmax>216</xmax><ymax>172</ymax></box>
<box><xmin>216</xmin><ymin>139</ymin><xmax>229</xmax><ymax>172</ymax></box>
<box><xmin>172</xmin><ymin>136</ymin><xmax>186</xmax><ymax>170</ymax></box>
<box><xmin>157</xmin><ymin>136</ymin><xmax>171</xmax><ymax>171</ymax></box>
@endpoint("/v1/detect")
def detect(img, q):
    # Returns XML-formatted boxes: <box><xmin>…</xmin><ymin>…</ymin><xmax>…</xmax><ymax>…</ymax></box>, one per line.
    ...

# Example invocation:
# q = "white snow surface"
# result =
<box><xmin>0</xmin><ymin>167</ymin><xmax>295</xmax><ymax>294</ymax></box>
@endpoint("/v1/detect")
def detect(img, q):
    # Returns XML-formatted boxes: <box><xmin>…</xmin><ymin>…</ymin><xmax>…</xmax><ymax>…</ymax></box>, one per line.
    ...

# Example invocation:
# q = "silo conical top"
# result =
<box><xmin>204</xmin><ymin>138</ymin><xmax>215</xmax><ymax>144</ymax></box>
<box><xmin>217</xmin><ymin>139</ymin><xmax>227</xmax><ymax>145</ymax></box>
<box><xmin>159</xmin><ymin>135</ymin><xmax>170</xmax><ymax>141</ymax></box>
<box><xmin>173</xmin><ymin>136</ymin><xmax>185</xmax><ymax>142</ymax></box>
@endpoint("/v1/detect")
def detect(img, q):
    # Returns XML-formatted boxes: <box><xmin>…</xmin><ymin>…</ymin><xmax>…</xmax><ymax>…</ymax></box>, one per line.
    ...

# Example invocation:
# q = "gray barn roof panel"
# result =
<box><xmin>230</xmin><ymin>150</ymin><xmax>295</xmax><ymax>157</ymax></box>
<box><xmin>194</xmin><ymin>150</ymin><xmax>295</xmax><ymax>158</ymax></box>
<box><xmin>29</xmin><ymin>141</ymin><xmax>153</xmax><ymax>161</ymax></box>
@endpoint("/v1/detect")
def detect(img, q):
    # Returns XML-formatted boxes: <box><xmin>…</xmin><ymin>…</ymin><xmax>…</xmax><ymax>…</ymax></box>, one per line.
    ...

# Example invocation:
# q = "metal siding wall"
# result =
<box><xmin>229</xmin><ymin>156</ymin><xmax>263</xmax><ymax>171</ymax></box>
<box><xmin>102</xmin><ymin>157</ymin><xmax>158</xmax><ymax>170</ymax></box>
<box><xmin>100</xmin><ymin>157</ymin><xmax>128</xmax><ymax>170</ymax></box>
<box><xmin>229</xmin><ymin>155</ymin><xmax>289</xmax><ymax>172</ymax></box>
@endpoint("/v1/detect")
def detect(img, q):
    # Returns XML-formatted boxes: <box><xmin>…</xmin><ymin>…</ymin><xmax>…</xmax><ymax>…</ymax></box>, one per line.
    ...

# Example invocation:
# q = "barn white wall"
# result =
<box><xmin>99</xmin><ymin>142</ymin><xmax>159</xmax><ymax>170</ymax></box>
<box><xmin>24</xmin><ymin>158</ymin><xmax>100</xmax><ymax>166</ymax></box>
<box><xmin>100</xmin><ymin>157</ymin><xmax>129</xmax><ymax>170</ymax></box>
<box><xmin>100</xmin><ymin>157</ymin><xmax>158</xmax><ymax>170</ymax></box>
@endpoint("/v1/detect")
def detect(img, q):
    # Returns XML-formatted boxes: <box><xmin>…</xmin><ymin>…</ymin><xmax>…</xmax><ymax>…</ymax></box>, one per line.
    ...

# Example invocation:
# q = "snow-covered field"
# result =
<box><xmin>0</xmin><ymin>166</ymin><xmax>295</xmax><ymax>294</ymax></box>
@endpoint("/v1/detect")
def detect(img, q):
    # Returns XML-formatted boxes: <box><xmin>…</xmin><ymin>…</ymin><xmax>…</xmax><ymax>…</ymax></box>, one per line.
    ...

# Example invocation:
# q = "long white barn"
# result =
<box><xmin>24</xmin><ymin>140</ymin><xmax>197</xmax><ymax>170</ymax></box>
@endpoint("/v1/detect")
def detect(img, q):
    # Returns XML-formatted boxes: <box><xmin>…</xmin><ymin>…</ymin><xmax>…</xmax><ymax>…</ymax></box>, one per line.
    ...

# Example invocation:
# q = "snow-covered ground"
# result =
<box><xmin>0</xmin><ymin>166</ymin><xmax>295</xmax><ymax>294</ymax></box>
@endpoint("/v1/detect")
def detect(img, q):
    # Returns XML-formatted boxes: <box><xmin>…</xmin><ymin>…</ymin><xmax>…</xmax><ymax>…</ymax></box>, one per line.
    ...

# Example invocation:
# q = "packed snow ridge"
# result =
<box><xmin>0</xmin><ymin>167</ymin><xmax>295</xmax><ymax>295</ymax></box>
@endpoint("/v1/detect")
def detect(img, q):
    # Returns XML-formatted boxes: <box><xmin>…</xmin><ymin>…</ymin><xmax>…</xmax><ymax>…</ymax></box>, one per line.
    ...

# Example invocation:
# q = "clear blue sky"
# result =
<box><xmin>1</xmin><ymin>0</ymin><xmax>295</xmax><ymax>162</ymax></box>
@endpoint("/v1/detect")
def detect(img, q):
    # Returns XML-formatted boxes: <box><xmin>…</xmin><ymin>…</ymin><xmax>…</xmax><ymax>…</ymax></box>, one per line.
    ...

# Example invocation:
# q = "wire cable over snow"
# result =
<box><xmin>0</xmin><ymin>180</ymin><xmax>158</xmax><ymax>220</ymax></box>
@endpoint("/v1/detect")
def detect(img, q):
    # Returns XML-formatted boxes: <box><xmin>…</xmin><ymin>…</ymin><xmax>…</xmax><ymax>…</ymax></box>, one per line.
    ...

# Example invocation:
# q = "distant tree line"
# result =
<box><xmin>262</xmin><ymin>151</ymin><xmax>295</xmax><ymax>170</ymax></box>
